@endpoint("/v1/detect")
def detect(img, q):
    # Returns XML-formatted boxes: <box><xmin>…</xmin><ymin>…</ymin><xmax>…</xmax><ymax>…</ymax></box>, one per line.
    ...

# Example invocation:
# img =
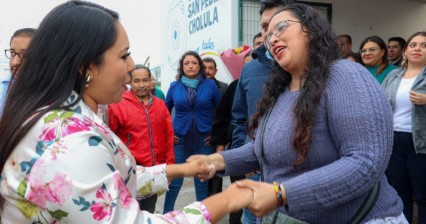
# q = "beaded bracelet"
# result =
<box><xmin>273</xmin><ymin>181</ymin><xmax>284</xmax><ymax>208</ymax></box>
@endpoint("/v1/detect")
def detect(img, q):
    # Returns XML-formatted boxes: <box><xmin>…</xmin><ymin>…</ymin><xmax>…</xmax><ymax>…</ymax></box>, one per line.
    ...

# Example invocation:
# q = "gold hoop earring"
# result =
<box><xmin>85</xmin><ymin>74</ymin><xmax>91</xmax><ymax>88</ymax></box>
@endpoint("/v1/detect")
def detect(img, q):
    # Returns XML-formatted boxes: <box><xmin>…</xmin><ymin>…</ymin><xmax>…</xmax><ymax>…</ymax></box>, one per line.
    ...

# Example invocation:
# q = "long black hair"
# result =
<box><xmin>0</xmin><ymin>0</ymin><xmax>119</xmax><ymax>175</ymax></box>
<box><xmin>249</xmin><ymin>3</ymin><xmax>340</xmax><ymax>167</ymax></box>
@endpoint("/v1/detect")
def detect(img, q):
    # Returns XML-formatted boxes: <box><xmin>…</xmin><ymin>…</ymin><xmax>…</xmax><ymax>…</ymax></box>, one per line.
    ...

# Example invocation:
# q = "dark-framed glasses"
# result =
<box><xmin>265</xmin><ymin>19</ymin><xmax>300</xmax><ymax>50</ymax></box>
<box><xmin>4</xmin><ymin>49</ymin><xmax>26</xmax><ymax>60</ymax></box>
<box><xmin>359</xmin><ymin>47</ymin><xmax>379</xmax><ymax>55</ymax></box>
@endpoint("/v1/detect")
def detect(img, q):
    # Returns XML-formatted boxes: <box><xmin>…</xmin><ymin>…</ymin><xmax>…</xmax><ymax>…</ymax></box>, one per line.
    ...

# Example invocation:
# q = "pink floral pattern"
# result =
<box><xmin>90</xmin><ymin>186</ymin><xmax>113</xmax><ymax>221</ymax></box>
<box><xmin>49</xmin><ymin>139</ymin><xmax>67</xmax><ymax>160</ymax></box>
<box><xmin>27</xmin><ymin>159</ymin><xmax>72</xmax><ymax>209</ymax></box>
<box><xmin>113</xmin><ymin>172</ymin><xmax>135</xmax><ymax>209</ymax></box>
<box><xmin>40</xmin><ymin>114</ymin><xmax>91</xmax><ymax>143</ymax></box>
<box><xmin>0</xmin><ymin>92</ymin><xmax>210</xmax><ymax>223</ymax></box>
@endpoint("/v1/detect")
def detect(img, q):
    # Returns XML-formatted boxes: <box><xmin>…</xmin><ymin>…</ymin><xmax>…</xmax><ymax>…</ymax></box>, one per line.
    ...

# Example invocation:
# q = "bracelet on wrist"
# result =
<box><xmin>273</xmin><ymin>181</ymin><xmax>284</xmax><ymax>208</ymax></box>
<box><xmin>208</xmin><ymin>163</ymin><xmax>216</xmax><ymax>178</ymax></box>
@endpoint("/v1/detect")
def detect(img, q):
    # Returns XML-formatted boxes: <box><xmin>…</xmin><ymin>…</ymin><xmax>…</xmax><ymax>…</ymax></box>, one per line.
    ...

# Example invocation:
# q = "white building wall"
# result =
<box><xmin>160</xmin><ymin>0</ymin><xmax>426</xmax><ymax>94</ymax></box>
<box><xmin>160</xmin><ymin>0</ymin><xmax>239</xmax><ymax>95</ymax></box>
<box><xmin>302</xmin><ymin>0</ymin><xmax>426</xmax><ymax>50</ymax></box>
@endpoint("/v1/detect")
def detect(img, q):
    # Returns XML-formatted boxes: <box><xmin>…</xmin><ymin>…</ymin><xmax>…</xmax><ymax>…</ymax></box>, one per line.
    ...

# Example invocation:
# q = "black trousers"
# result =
<box><xmin>208</xmin><ymin>175</ymin><xmax>245</xmax><ymax>223</ymax></box>
<box><xmin>208</xmin><ymin>175</ymin><xmax>223</xmax><ymax>196</ymax></box>
<box><xmin>387</xmin><ymin>131</ymin><xmax>426</xmax><ymax>224</ymax></box>
<box><xmin>229</xmin><ymin>175</ymin><xmax>246</xmax><ymax>224</ymax></box>
<box><xmin>138</xmin><ymin>194</ymin><xmax>158</xmax><ymax>213</ymax></box>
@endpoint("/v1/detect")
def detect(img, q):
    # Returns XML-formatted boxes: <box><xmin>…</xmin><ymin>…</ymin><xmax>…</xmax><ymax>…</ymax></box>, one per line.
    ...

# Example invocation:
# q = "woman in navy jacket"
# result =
<box><xmin>163</xmin><ymin>51</ymin><xmax>221</xmax><ymax>213</ymax></box>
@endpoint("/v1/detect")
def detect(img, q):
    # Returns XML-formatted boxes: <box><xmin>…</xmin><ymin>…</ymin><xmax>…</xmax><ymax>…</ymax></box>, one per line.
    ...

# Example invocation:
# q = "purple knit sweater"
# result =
<box><xmin>220</xmin><ymin>59</ymin><xmax>403</xmax><ymax>223</ymax></box>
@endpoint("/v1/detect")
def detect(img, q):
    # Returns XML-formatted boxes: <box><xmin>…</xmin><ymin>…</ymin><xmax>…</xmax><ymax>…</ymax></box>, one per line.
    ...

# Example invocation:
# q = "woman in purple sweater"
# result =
<box><xmin>189</xmin><ymin>4</ymin><xmax>406</xmax><ymax>224</ymax></box>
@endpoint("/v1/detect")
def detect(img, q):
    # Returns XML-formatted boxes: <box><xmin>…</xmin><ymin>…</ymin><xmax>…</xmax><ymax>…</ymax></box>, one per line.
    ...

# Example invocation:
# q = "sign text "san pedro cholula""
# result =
<box><xmin>188</xmin><ymin>0</ymin><xmax>219</xmax><ymax>35</ymax></box>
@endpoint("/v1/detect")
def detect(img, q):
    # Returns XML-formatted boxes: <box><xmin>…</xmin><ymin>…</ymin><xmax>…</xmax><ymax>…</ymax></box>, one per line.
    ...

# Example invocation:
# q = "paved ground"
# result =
<box><xmin>155</xmin><ymin>177</ymin><xmax>232</xmax><ymax>224</ymax></box>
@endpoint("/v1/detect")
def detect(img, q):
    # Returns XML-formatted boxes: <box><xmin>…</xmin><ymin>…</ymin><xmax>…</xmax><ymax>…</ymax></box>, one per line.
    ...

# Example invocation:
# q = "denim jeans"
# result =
<box><xmin>387</xmin><ymin>132</ymin><xmax>426</xmax><ymax>224</ymax></box>
<box><xmin>243</xmin><ymin>173</ymin><xmax>260</xmax><ymax>224</ymax></box>
<box><xmin>163</xmin><ymin>133</ymin><xmax>215</xmax><ymax>213</ymax></box>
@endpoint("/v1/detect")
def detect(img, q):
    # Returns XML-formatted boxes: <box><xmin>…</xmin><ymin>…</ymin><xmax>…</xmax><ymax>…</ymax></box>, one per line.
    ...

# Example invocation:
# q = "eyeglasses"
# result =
<box><xmin>265</xmin><ymin>20</ymin><xmax>300</xmax><ymax>50</ymax></box>
<box><xmin>359</xmin><ymin>47</ymin><xmax>380</xmax><ymax>54</ymax></box>
<box><xmin>4</xmin><ymin>49</ymin><xmax>26</xmax><ymax>60</ymax></box>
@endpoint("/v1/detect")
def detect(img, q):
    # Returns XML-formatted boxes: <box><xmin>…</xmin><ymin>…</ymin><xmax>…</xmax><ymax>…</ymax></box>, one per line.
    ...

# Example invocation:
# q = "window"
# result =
<box><xmin>239</xmin><ymin>0</ymin><xmax>332</xmax><ymax>46</ymax></box>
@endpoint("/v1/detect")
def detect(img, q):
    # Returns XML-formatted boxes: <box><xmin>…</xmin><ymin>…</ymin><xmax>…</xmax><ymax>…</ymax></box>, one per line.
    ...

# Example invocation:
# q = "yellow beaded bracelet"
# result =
<box><xmin>273</xmin><ymin>181</ymin><xmax>284</xmax><ymax>208</ymax></box>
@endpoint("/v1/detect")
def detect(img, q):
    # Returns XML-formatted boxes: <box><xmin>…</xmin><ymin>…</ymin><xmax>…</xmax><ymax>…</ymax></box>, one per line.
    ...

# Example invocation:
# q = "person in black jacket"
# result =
<box><xmin>209</xmin><ymin>79</ymin><xmax>245</xmax><ymax>224</ymax></box>
<box><xmin>208</xmin><ymin>53</ymin><xmax>253</xmax><ymax>224</ymax></box>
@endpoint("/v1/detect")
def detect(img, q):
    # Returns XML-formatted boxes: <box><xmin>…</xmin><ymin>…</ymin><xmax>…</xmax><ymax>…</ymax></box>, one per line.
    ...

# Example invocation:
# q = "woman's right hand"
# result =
<box><xmin>410</xmin><ymin>90</ymin><xmax>426</xmax><ymax>105</ymax></box>
<box><xmin>186</xmin><ymin>155</ymin><xmax>213</xmax><ymax>181</ymax></box>
<box><xmin>235</xmin><ymin>180</ymin><xmax>283</xmax><ymax>217</ymax></box>
<box><xmin>173</xmin><ymin>135</ymin><xmax>180</xmax><ymax>144</ymax></box>
<box><xmin>222</xmin><ymin>183</ymin><xmax>254</xmax><ymax>212</ymax></box>
<box><xmin>187</xmin><ymin>153</ymin><xmax>226</xmax><ymax>181</ymax></box>
<box><xmin>202</xmin><ymin>183</ymin><xmax>254</xmax><ymax>223</ymax></box>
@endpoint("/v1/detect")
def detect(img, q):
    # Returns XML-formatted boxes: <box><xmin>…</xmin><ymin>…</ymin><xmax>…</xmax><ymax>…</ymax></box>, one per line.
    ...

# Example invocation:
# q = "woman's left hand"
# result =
<box><xmin>410</xmin><ymin>91</ymin><xmax>426</xmax><ymax>105</ymax></box>
<box><xmin>235</xmin><ymin>180</ymin><xmax>280</xmax><ymax>216</ymax></box>
<box><xmin>204</xmin><ymin>135</ymin><xmax>212</xmax><ymax>147</ymax></box>
<box><xmin>173</xmin><ymin>135</ymin><xmax>180</xmax><ymax>144</ymax></box>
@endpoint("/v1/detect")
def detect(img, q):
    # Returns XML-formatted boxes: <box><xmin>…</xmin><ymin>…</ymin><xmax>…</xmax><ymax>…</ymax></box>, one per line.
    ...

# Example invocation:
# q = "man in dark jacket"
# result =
<box><xmin>231</xmin><ymin>0</ymin><xmax>294</xmax><ymax>223</ymax></box>
<box><xmin>387</xmin><ymin>37</ymin><xmax>406</xmax><ymax>66</ymax></box>
<box><xmin>203</xmin><ymin>57</ymin><xmax>228</xmax><ymax>96</ymax></box>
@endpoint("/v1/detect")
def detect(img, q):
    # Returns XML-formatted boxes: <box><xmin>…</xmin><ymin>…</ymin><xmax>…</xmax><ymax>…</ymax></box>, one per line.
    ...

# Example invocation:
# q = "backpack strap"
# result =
<box><xmin>349</xmin><ymin>182</ymin><xmax>380</xmax><ymax>224</ymax></box>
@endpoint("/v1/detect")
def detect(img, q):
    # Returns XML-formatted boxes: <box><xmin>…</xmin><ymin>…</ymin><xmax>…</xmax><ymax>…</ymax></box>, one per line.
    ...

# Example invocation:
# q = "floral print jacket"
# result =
<box><xmin>0</xmin><ymin>92</ymin><xmax>210</xmax><ymax>224</ymax></box>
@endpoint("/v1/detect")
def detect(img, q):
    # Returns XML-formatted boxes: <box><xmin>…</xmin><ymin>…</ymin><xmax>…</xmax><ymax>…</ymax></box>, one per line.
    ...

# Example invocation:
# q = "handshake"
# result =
<box><xmin>184</xmin><ymin>154</ymin><xmax>218</xmax><ymax>181</ymax></box>
<box><xmin>176</xmin><ymin>154</ymin><xmax>285</xmax><ymax>221</ymax></box>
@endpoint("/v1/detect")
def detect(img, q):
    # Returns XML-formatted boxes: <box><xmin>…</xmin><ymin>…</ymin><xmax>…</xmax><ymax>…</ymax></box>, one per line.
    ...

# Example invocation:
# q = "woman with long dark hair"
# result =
<box><xmin>0</xmin><ymin>1</ymin><xmax>252</xmax><ymax>223</ymax></box>
<box><xmin>189</xmin><ymin>4</ymin><xmax>406</xmax><ymax>223</ymax></box>
<box><xmin>163</xmin><ymin>51</ymin><xmax>221</xmax><ymax>213</ymax></box>
<box><xmin>382</xmin><ymin>31</ymin><xmax>426</xmax><ymax>224</ymax></box>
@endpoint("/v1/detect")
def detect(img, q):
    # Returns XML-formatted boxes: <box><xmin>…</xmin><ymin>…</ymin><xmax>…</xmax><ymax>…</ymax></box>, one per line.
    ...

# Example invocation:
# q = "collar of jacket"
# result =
<box><xmin>123</xmin><ymin>90</ymin><xmax>153</xmax><ymax>107</ymax></box>
<box><xmin>251</xmin><ymin>44</ymin><xmax>273</xmax><ymax>65</ymax></box>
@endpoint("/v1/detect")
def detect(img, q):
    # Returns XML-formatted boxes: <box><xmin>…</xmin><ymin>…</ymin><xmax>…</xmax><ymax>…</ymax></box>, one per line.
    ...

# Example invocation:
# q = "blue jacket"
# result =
<box><xmin>382</xmin><ymin>66</ymin><xmax>426</xmax><ymax>154</ymax></box>
<box><xmin>166</xmin><ymin>78</ymin><xmax>220</xmax><ymax>136</ymax></box>
<box><xmin>231</xmin><ymin>45</ymin><xmax>273</xmax><ymax>149</ymax></box>
<box><xmin>0</xmin><ymin>79</ymin><xmax>10</xmax><ymax>116</ymax></box>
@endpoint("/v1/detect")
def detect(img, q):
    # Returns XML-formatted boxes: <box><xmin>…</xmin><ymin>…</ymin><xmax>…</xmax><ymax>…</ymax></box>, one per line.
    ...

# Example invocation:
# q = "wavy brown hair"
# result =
<box><xmin>249</xmin><ymin>4</ymin><xmax>340</xmax><ymax>167</ymax></box>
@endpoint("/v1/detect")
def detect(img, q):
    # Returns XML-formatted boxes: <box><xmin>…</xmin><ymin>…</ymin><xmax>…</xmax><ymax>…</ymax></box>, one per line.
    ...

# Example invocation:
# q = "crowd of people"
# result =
<box><xmin>0</xmin><ymin>0</ymin><xmax>425</xmax><ymax>224</ymax></box>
